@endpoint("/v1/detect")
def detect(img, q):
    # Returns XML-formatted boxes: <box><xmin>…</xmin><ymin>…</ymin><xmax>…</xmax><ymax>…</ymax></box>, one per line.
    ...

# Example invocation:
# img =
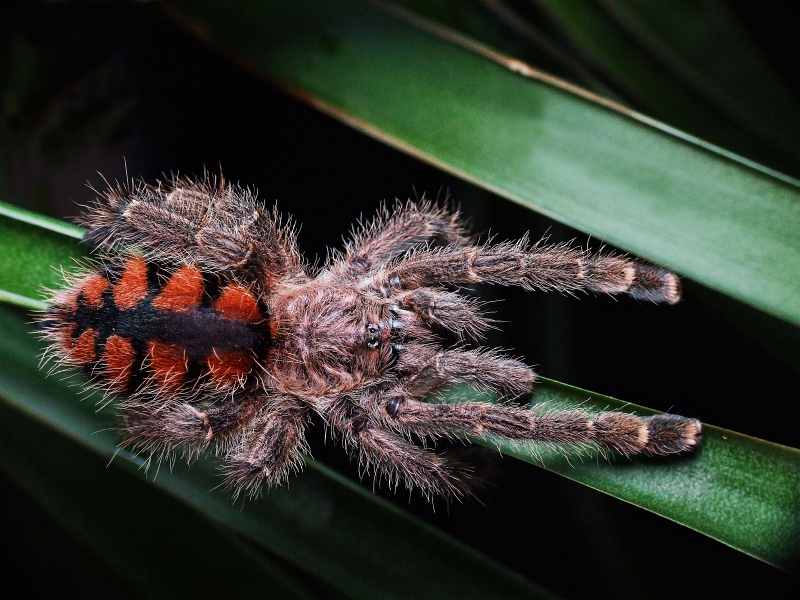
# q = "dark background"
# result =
<box><xmin>2</xmin><ymin>1</ymin><xmax>800</xmax><ymax>598</ymax></box>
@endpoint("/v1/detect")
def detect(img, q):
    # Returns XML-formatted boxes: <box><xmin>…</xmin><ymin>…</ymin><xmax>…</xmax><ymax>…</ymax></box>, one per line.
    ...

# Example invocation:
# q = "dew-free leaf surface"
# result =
<box><xmin>2</xmin><ymin>201</ymin><xmax>798</xmax><ymax>571</ymax></box>
<box><xmin>172</xmin><ymin>0</ymin><xmax>800</xmax><ymax>330</ymax></box>
<box><xmin>0</xmin><ymin>205</ymin><xmax>555</xmax><ymax>599</ymax></box>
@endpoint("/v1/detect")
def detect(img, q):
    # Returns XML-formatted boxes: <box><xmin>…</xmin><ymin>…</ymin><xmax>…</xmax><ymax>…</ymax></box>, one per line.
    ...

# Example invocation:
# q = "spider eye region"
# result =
<box><xmin>385</xmin><ymin>396</ymin><xmax>403</xmax><ymax>417</ymax></box>
<box><xmin>365</xmin><ymin>323</ymin><xmax>381</xmax><ymax>348</ymax></box>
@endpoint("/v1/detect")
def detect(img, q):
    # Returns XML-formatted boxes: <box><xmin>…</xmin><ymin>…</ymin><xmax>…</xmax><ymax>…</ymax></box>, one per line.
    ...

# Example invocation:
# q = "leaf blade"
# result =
<box><xmin>475</xmin><ymin>379</ymin><xmax>800</xmax><ymax>568</ymax></box>
<box><xmin>0</xmin><ymin>398</ymin><xmax>328</xmax><ymax>600</ymax></box>
<box><xmin>173</xmin><ymin>0</ymin><xmax>800</xmax><ymax>328</ymax></box>
<box><xmin>0</xmin><ymin>293</ymin><xmax>553</xmax><ymax>599</ymax></box>
<box><xmin>531</xmin><ymin>0</ymin><xmax>800</xmax><ymax>173</ymax></box>
<box><xmin>2</xmin><ymin>198</ymin><xmax>800</xmax><ymax>569</ymax></box>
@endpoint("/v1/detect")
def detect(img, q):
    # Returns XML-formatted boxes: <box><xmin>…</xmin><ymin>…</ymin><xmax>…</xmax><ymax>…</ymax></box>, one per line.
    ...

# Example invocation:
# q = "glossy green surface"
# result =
<box><xmin>0</xmin><ymin>206</ymin><xmax>86</xmax><ymax>307</ymax></box>
<box><xmin>492</xmin><ymin>381</ymin><xmax>800</xmax><ymax>569</ymax></box>
<box><xmin>0</xmin><ymin>397</ymin><xmax>325</xmax><ymax>600</ymax></box>
<box><xmin>533</xmin><ymin>0</ymin><xmax>800</xmax><ymax>173</ymax></box>
<box><xmin>2</xmin><ymin>201</ymin><xmax>799</xmax><ymax>571</ymax></box>
<box><xmin>0</xmin><ymin>295</ymin><xmax>552</xmax><ymax>600</ymax></box>
<box><xmin>175</xmin><ymin>0</ymin><xmax>800</xmax><ymax>329</ymax></box>
<box><xmin>550</xmin><ymin>0</ymin><xmax>800</xmax><ymax>164</ymax></box>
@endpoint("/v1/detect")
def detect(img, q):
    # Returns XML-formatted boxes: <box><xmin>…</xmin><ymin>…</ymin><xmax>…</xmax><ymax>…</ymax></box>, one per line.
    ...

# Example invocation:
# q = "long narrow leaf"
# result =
<box><xmin>0</xmin><ymin>207</ymin><xmax>554</xmax><ymax>599</ymax></box>
<box><xmin>173</xmin><ymin>0</ymin><xmax>800</xmax><ymax>330</ymax></box>
<box><xmin>2</xmin><ymin>199</ymin><xmax>799</xmax><ymax>570</ymax></box>
<box><xmin>530</xmin><ymin>0</ymin><xmax>800</xmax><ymax>173</ymax></box>
<box><xmin>0</xmin><ymin>203</ymin><xmax>85</xmax><ymax>309</ymax></box>
<box><xmin>583</xmin><ymin>0</ymin><xmax>800</xmax><ymax>163</ymax></box>
<box><xmin>0</xmin><ymin>399</ymin><xmax>327</xmax><ymax>600</ymax></box>
<box><xmin>387</xmin><ymin>0</ymin><xmax>615</xmax><ymax>95</ymax></box>
<box><xmin>466</xmin><ymin>382</ymin><xmax>800</xmax><ymax>569</ymax></box>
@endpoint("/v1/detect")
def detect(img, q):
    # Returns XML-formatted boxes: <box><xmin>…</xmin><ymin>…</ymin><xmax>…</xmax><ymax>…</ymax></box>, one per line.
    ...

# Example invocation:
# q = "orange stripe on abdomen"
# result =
<box><xmin>55</xmin><ymin>322</ymin><xmax>77</xmax><ymax>352</ymax></box>
<box><xmin>152</xmin><ymin>264</ymin><xmax>204</xmax><ymax>312</ymax></box>
<box><xmin>81</xmin><ymin>274</ymin><xmax>109</xmax><ymax>308</ymax></box>
<box><xmin>103</xmin><ymin>335</ymin><xmax>136</xmax><ymax>391</ymax></box>
<box><xmin>114</xmin><ymin>258</ymin><xmax>149</xmax><ymax>310</ymax></box>
<box><xmin>213</xmin><ymin>284</ymin><xmax>261</xmax><ymax>323</ymax></box>
<box><xmin>206</xmin><ymin>349</ymin><xmax>253</xmax><ymax>386</ymax></box>
<box><xmin>147</xmin><ymin>341</ymin><xmax>188</xmax><ymax>389</ymax></box>
<box><xmin>71</xmin><ymin>328</ymin><xmax>98</xmax><ymax>366</ymax></box>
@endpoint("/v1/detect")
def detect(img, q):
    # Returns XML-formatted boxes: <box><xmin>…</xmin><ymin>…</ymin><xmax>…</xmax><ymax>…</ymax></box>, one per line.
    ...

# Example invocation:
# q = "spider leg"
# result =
<box><xmin>376</xmin><ymin>239</ymin><xmax>680</xmax><ymax>304</ymax></box>
<box><xmin>81</xmin><ymin>174</ymin><xmax>307</xmax><ymax>291</ymax></box>
<box><xmin>222</xmin><ymin>396</ymin><xmax>309</xmax><ymax>499</ymax></box>
<box><xmin>366</xmin><ymin>388</ymin><xmax>702</xmax><ymax>456</ymax></box>
<box><xmin>121</xmin><ymin>394</ymin><xmax>264</xmax><ymax>461</ymax></box>
<box><xmin>392</xmin><ymin>288</ymin><xmax>491</xmax><ymax>342</ymax></box>
<box><xmin>327</xmin><ymin>397</ymin><xmax>473</xmax><ymax>499</ymax></box>
<box><xmin>329</xmin><ymin>199</ymin><xmax>472</xmax><ymax>280</ymax></box>
<box><xmin>396</xmin><ymin>344</ymin><xmax>536</xmax><ymax>399</ymax></box>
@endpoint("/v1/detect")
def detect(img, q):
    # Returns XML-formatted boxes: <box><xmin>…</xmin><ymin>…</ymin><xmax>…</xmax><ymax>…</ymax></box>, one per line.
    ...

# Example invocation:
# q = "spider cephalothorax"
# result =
<box><xmin>40</xmin><ymin>175</ymin><xmax>701</xmax><ymax>499</ymax></box>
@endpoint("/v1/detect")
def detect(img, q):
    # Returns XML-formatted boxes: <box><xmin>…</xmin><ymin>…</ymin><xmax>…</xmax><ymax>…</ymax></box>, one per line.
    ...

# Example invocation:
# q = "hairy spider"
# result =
<box><xmin>40</xmin><ymin>175</ymin><xmax>701</xmax><ymax>499</ymax></box>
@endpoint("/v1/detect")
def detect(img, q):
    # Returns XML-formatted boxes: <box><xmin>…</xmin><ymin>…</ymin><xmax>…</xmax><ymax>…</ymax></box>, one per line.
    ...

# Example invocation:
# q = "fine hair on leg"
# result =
<box><xmin>366</xmin><ymin>391</ymin><xmax>701</xmax><ymax>456</ymax></box>
<box><xmin>331</xmin><ymin>198</ymin><xmax>473</xmax><ymax>279</ymax></box>
<box><xmin>326</xmin><ymin>396</ymin><xmax>475</xmax><ymax>499</ymax></box>
<box><xmin>80</xmin><ymin>173</ymin><xmax>307</xmax><ymax>291</ymax></box>
<box><xmin>378</xmin><ymin>238</ymin><xmax>681</xmax><ymax>304</ymax></box>
<box><xmin>395</xmin><ymin>345</ymin><xmax>536</xmax><ymax>399</ymax></box>
<box><xmin>222</xmin><ymin>396</ymin><xmax>309</xmax><ymax>499</ymax></box>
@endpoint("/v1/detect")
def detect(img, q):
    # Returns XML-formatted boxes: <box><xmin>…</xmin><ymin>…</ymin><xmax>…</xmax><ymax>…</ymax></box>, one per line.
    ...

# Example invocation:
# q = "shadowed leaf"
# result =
<box><xmin>2</xmin><ymin>198</ymin><xmax>799</xmax><ymax>570</ymax></box>
<box><xmin>171</xmin><ymin>0</ymin><xmax>800</xmax><ymax>333</ymax></box>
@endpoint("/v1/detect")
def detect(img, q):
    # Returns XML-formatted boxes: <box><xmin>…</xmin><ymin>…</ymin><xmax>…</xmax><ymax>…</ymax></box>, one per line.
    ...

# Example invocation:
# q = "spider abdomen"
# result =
<box><xmin>43</xmin><ymin>256</ymin><xmax>271</xmax><ymax>396</ymax></box>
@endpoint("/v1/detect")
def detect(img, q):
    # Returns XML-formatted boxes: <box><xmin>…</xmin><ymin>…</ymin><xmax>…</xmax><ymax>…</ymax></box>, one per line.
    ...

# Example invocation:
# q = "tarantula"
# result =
<box><xmin>40</xmin><ymin>175</ymin><xmax>701</xmax><ymax>499</ymax></box>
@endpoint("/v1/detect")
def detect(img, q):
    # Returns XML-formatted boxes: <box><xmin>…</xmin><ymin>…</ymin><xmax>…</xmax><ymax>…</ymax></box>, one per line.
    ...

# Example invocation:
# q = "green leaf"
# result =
<box><xmin>0</xmin><ymin>398</ymin><xmax>328</xmax><ymax>600</ymax></box>
<box><xmin>0</xmin><ymin>209</ymin><xmax>554</xmax><ymax>599</ymax></box>
<box><xmin>582</xmin><ymin>0</ymin><xmax>800</xmax><ymax>161</ymax></box>
<box><xmin>173</xmin><ymin>0</ymin><xmax>800</xmax><ymax>330</ymax></box>
<box><xmin>392</xmin><ymin>0</ymin><xmax>800</xmax><ymax>175</ymax></box>
<box><xmin>385</xmin><ymin>0</ymin><xmax>617</xmax><ymax>96</ymax></box>
<box><xmin>3</xmin><ymin>195</ymin><xmax>800</xmax><ymax>572</ymax></box>
<box><xmin>0</xmin><ymin>203</ymin><xmax>85</xmax><ymax>309</ymax></box>
<box><xmin>457</xmin><ymin>382</ymin><xmax>800</xmax><ymax>569</ymax></box>
<box><xmin>530</xmin><ymin>0</ymin><xmax>800</xmax><ymax>174</ymax></box>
